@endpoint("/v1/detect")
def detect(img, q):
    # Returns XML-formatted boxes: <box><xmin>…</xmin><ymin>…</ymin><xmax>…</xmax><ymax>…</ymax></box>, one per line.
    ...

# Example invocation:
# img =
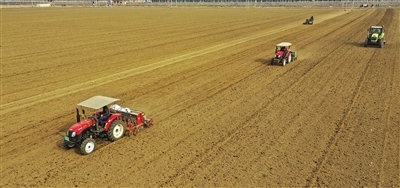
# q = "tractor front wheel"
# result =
<box><xmin>379</xmin><ymin>40</ymin><xmax>383</xmax><ymax>48</ymax></box>
<box><xmin>80</xmin><ymin>138</ymin><xmax>96</xmax><ymax>155</ymax></box>
<box><xmin>288</xmin><ymin>53</ymin><xmax>292</xmax><ymax>63</ymax></box>
<box><xmin>108</xmin><ymin>120</ymin><xmax>126</xmax><ymax>141</ymax></box>
<box><xmin>282</xmin><ymin>58</ymin><xmax>286</xmax><ymax>66</ymax></box>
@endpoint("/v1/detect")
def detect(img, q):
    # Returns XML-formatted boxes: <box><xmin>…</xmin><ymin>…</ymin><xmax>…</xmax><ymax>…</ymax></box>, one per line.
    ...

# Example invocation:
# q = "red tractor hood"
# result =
<box><xmin>276</xmin><ymin>50</ymin><xmax>291</xmax><ymax>57</ymax></box>
<box><xmin>68</xmin><ymin>119</ymin><xmax>93</xmax><ymax>135</ymax></box>
<box><xmin>276</xmin><ymin>51</ymin><xmax>284</xmax><ymax>57</ymax></box>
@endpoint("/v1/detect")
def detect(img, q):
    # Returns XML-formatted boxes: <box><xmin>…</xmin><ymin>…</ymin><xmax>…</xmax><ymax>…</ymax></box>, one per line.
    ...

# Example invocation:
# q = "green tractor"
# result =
<box><xmin>364</xmin><ymin>26</ymin><xmax>385</xmax><ymax>48</ymax></box>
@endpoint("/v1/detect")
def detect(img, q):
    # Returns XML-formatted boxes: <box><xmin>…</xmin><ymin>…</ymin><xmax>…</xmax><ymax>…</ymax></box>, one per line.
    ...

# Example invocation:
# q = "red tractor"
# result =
<box><xmin>271</xmin><ymin>42</ymin><xmax>297</xmax><ymax>66</ymax></box>
<box><xmin>63</xmin><ymin>96</ymin><xmax>153</xmax><ymax>155</ymax></box>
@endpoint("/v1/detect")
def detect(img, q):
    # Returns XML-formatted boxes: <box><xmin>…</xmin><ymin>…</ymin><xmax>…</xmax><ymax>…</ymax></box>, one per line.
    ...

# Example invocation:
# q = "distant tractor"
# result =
<box><xmin>272</xmin><ymin>42</ymin><xmax>297</xmax><ymax>66</ymax></box>
<box><xmin>63</xmin><ymin>96</ymin><xmax>153</xmax><ymax>155</ymax></box>
<box><xmin>364</xmin><ymin>26</ymin><xmax>385</xmax><ymax>48</ymax></box>
<box><xmin>303</xmin><ymin>16</ymin><xmax>314</xmax><ymax>25</ymax></box>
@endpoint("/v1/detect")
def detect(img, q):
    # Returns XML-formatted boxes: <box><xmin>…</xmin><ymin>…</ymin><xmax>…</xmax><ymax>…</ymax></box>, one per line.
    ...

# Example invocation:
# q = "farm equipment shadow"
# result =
<box><xmin>347</xmin><ymin>41</ymin><xmax>365</xmax><ymax>47</ymax></box>
<box><xmin>347</xmin><ymin>41</ymin><xmax>381</xmax><ymax>48</ymax></box>
<box><xmin>256</xmin><ymin>58</ymin><xmax>273</xmax><ymax>66</ymax></box>
<box><xmin>56</xmin><ymin>139</ymin><xmax>81</xmax><ymax>154</ymax></box>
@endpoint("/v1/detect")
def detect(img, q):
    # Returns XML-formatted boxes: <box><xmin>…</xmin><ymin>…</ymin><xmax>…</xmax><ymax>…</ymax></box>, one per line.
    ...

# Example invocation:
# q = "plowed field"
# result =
<box><xmin>1</xmin><ymin>7</ymin><xmax>399</xmax><ymax>187</ymax></box>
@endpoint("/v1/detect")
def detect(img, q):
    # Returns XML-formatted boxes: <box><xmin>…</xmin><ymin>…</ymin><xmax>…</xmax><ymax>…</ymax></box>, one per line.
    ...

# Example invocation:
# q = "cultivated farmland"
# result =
<box><xmin>1</xmin><ymin>7</ymin><xmax>399</xmax><ymax>187</ymax></box>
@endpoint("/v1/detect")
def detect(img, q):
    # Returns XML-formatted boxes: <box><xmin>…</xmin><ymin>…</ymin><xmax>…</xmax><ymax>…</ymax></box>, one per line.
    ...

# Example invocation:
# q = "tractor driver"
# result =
<box><xmin>280</xmin><ymin>46</ymin><xmax>288</xmax><ymax>58</ymax></box>
<box><xmin>99</xmin><ymin>106</ymin><xmax>110</xmax><ymax>126</ymax></box>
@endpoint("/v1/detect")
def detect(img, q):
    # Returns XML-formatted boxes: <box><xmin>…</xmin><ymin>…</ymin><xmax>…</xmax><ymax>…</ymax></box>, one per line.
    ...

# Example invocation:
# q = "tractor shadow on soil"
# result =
<box><xmin>255</xmin><ymin>58</ymin><xmax>274</xmax><ymax>66</ymax></box>
<box><xmin>347</xmin><ymin>41</ymin><xmax>382</xmax><ymax>48</ymax></box>
<box><xmin>347</xmin><ymin>42</ymin><xmax>365</xmax><ymax>47</ymax></box>
<box><xmin>56</xmin><ymin>139</ymin><xmax>80</xmax><ymax>154</ymax></box>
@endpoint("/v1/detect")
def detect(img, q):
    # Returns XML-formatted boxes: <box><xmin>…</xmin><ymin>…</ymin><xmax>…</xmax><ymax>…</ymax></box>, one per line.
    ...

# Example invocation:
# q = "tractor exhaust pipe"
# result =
<box><xmin>76</xmin><ymin>108</ymin><xmax>80</xmax><ymax>122</ymax></box>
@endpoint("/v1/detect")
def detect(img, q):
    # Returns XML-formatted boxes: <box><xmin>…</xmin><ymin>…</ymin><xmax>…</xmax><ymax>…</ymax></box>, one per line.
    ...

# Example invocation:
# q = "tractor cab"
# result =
<box><xmin>275</xmin><ymin>42</ymin><xmax>292</xmax><ymax>57</ymax></box>
<box><xmin>369</xmin><ymin>26</ymin><xmax>384</xmax><ymax>35</ymax></box>
<box><xmin>75</xmin><ymin>96</ymin><xmax>120</xmax><ymax>125</ymax></box>
<box><xmin>370</xmin><ymin>28</ymin><xmax>381</xmax><ymax>34</ymax></box>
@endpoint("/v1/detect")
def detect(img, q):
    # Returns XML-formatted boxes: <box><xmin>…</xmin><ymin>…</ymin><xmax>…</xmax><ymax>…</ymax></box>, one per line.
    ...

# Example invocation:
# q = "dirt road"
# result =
<box><xmin>1</xmin><ymin>7</ymin><xmax>399</xmax><ymax>187</ymax></box>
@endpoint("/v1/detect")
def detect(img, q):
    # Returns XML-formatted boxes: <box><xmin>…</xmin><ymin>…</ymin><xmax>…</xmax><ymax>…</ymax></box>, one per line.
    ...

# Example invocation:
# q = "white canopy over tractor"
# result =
<box><xmin>78</xmin><ymin>96</ymin><xmax>120</xmax><ymax>109</ymax></box>
<box><xmin>276</xmin><ymin>42</ymin><xmax>292</xmax><ymax>47</ymax></box>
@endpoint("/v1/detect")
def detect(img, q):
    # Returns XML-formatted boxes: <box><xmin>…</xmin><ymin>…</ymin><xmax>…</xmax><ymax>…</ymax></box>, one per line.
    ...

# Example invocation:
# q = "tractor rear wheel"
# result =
<box><xmin>288</xmin><ymin>54</ymin><xmax>292</xmax><ymax>63</ymax></box>
<box><xmin>80</xmin><ymin>138</ymin><xmax>96</xmax><ymax>155</ymax></box>
<box><xmin>379</xmin><ymin>40</ymin><xmax>383</xmax><ymax>48</ymax></box>
<box><xmin>108</xmin><ymin>120</ymin><xmax>125</xmax><ymax>141</ymax></box>
<box><xmin>282</xmin><ymin>59</ymin><xmax>286</xmax><ymax>66</ymax></box>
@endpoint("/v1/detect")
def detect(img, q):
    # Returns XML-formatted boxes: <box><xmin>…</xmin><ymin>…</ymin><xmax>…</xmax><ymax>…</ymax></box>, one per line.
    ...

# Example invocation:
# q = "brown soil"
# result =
<box><xmin>1</xmin><ymin>7</ymin><xmax>399</xmax><ymax>187</ymax></box>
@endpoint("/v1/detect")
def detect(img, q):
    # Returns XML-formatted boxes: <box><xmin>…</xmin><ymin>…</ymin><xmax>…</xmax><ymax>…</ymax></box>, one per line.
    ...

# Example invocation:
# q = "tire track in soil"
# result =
<box><xmin>1</xmin><ymin>43</ymin><xmax>280</xmax><ymax>185</ymax></box>
<box><xmin>242</xmin><ymin>25</ymin><xmax>378</xmax><ymax>184</ymax></box>
<box><xmin>1</xmin><ymin>18</ymin><xmax>291</xmax><ymax>105</ymax></box>
<box><xmin>108</xmin><ymin>11</ymin><xmax>368</xmax><ymax>182</ymax></box>
<box><xmin>306</xmin><ymin>8</ymin><xmax>398</xmax><ymax>187</ymax></box>
<box><xmin>0</xmin><ymin>24</ymin><xmax>306</xmax><ymax>115</ymax></box>
<box><xmin>160</xmin><ymin>27</ymin><xmax>365</xmax><ymax>187</ymax></box>
<box><xmin>376</xmin><ymin>65</ymin><xmax>394</xmax><ymax>187</ymax></box>
<box><xmin>0</xmin><ymin>10</ymin><xmax>347</xmax><ymax>154</ymax></box>
<box><xmin>5</xmin><ymin>8</ymin><xmax>303</xmax><ymax>61</ymax></box>
<box><xmin>2</xmin><ymin>16</ymin><xmax>269</xmax><ymax>78</ymax></box>
<box><xmin>0</xmin><ymin>10</ymin><xmax>345</xmax><ymax>115</ymax></box>
<box><xmin>155</xmin><ymin>9</ymin><xmax>377</xmax><ymax>186</ymax></box>
<box><xmin>166</xmin><ymin>9</ymin><xmax>390</xmax><ymax>187</ymax></box>
<box><xmin>3</xmin><ymin>16</ymin><xmax>277</xmax><ymax>100</ymax></box>
<box><xmin>0</xmin><ymin>10</ymin><xmax>360</xmax><ymax>144</ymax></box>
<box><xmin>100</xmin><ymin>9</ymin><xmax>372</xmax><ymax>186</ymax></box>
<box><xmin>2</xmin><ymin>13</ymin><xmax>302</xmax><ymax>66</ymax></box>
<box><xmin>0</xmin><ymin>16</ymin><xmax>305</xmax><ymax>140</ymax></box>
<box><xmin>1</xmin><ymin>9</ymin><xmax>382</xmax><ymax>187</ymax></box>
<box><xmin>304</xmin><ymin>49</ymin><xmax>375</xmax><ymax>187</ymax></box>
<box><xmin>0</xmin><ymin>13</ymin><xmax>324</xmax><ymax>184</ymax></box>
<box><xmin>375</xmin><ymin>8</ymin><xmax>398</xmax><ymax>187</ymax></box>
<box><xmin>194</xmin><ymin>8</ymin><xmax>382</xmax><ymax>185</ymax></box>
<box><xmin>43</xmin><ymin>11</ymin><xmax>362</xmax><ymax>187</ymax></box>
<box><xmin>81</xmin><ymin>42</ymin><xmax>277</xmax><ymax>166</ymax></box>
<box><xmin>117</xmin><ymin>9</ymin><xmax>367</xmax><ymax>124</ymax></box>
